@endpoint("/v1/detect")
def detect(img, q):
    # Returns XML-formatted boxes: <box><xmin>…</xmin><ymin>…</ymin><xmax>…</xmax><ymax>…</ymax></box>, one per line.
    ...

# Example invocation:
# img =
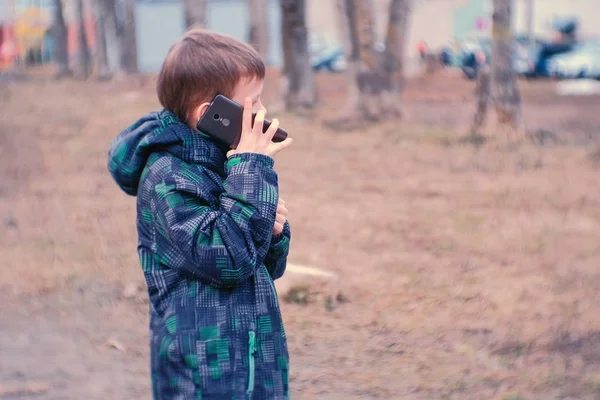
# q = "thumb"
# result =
<box><xmin>227</xmin><ymin>149</ymin><xmax>235</xmax><ymax>158</ymax></box>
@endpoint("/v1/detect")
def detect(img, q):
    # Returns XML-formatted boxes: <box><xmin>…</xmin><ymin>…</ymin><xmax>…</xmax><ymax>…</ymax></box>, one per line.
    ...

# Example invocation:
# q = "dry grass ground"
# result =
<box><xmin>1</xmin><ymin>68</ymin><xmax>600</xmax><ymax>399</ymax></box>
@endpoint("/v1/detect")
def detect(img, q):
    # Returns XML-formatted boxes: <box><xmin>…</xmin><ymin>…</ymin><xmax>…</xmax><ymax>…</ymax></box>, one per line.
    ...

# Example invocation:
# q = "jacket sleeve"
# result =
<box><xmin>264</xmin><ymin>221</ymin><xmax>291</xmax><ymax>280</ymax></box>
<box><xmin>150</xmin><ymin>153</ymin><xmax>279</xmax><ymax>288</ymax></box>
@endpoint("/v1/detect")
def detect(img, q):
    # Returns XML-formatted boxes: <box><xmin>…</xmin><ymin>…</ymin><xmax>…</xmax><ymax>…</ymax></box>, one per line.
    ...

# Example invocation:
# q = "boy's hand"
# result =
<box><xmin>227</xmin><ymin>97</ymin><xmax>293</xmax><ymax>158</ymax></box>
<box><xmin>273</xmin><ymin>198</ymin><xmax>288</xmax><ymax>235</ymax></box>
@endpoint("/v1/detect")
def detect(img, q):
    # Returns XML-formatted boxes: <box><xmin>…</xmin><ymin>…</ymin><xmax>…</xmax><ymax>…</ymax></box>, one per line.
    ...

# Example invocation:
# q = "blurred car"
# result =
<box><xmin>530</xmin><ymin>41</ymin><xmax>576</xmax><ymax>77</ymax></box>
<box><xmin>458</xmin><ymin>36</ymin><xmax>491</xmax><ymax>79</ymax></box>
<box><xmin>546</xmin><ymin>39</ymin><xmax>600</xmax><ymax>79</ymax></box>
<box><xmin>455</xmin><ymin>34</ymin><xmax>580</xmax><ymax>80</ymax></box>
<box><xmin>457</xmin><ymin>36</ymin><xmax>543</xmax><ymax>80</ymax></box>
<box><xmin>440</xmin><ymin>39</ymin><xmax>466</xmax><ymax>67</ymax></box>
<box><xmin>309</xmin><ymin>34</ymin><xmax>347</xmax><ymax>73</ymax></box>
<box><xmin>512</xmin><ymin>35</ymin><xmax>548</xmax><ymax>77</ymax></box>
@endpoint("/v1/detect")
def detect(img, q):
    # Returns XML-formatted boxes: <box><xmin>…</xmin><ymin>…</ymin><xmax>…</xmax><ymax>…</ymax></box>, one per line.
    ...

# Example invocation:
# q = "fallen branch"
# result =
<box><xmin>0</xmin><ymin>382</ymin><xmax>51</xmax><ymax>397</ymax></box>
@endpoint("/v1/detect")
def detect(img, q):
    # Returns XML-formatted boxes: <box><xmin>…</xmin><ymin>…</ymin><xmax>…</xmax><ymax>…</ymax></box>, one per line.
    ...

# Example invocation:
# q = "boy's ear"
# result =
<box><xmin>191</xmin><ymin>102</ymin><xmax>211</xmax><ymax>128</ymax></box>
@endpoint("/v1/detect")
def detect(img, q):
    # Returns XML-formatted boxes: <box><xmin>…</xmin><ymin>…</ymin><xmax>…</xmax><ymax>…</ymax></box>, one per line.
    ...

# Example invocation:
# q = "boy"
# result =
<box><xmin>107</xmin><ymin>28</ymin><xmax>293</xmax><ymax>399</ymax></box>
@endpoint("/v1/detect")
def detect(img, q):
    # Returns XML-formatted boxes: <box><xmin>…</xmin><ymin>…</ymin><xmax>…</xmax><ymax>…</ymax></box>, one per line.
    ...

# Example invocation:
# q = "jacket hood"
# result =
<box><xmin>107</xmin><ymin>110</ymin><xmax>227</xmax><ymax>196</ymax></box>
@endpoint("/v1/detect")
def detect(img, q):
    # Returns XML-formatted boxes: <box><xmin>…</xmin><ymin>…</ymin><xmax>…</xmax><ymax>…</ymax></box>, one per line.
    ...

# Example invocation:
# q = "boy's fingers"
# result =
<box><xmin>277</xmin><ymin>205</ymin><xmax>288</xmax><ymax>216</ymax></box>
<box><xmin>275</xmin><ymin>214</ymin><xmax>286</xmax><ymax>224</ymax></box>
<box><xmin>269</xmin><ymin>137</ymin><xmax>293</xmax><ymax>156</ymax></box>
<box><xmin>242</xmin><ymin>97</ymin><xmax>252</xmax><ymax>134</ymax></box>
<box><xmin>253</xmin><ymin>110</ymin><xmax>265</xmax><ymax>135</ymax></box>
<box><xmin>273</xmin><ymin>222</ymin><xmax>284</xmax><ymax>233</ymax></box>
<box><xmin>264</xmin><ymin>118</ymin><xmax>279</xmax><ymax>142</ymax></box>
<box><xmin>278</xmin><ymin>198</ymin><xmax>285</xmax><ymax>206</ymax></box>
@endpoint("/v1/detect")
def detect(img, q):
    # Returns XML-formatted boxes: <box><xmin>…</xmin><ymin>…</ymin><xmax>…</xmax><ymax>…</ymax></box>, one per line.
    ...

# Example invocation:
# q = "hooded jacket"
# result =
<box><xmin>107</xmin><ymin>109</ymin><xmax>290</xmax><ymax>399</ymax></box>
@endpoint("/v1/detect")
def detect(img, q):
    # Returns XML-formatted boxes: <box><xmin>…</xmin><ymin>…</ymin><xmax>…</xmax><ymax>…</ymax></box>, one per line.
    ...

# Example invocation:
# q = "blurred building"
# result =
<box><xmin>135</xmin><ymin>0</ymin><xmax>283</xmax><ymax>72</ymax></box>
<box><xmin>453</xmin><ymin>0</ymin><xmax>600</xmax><ymax>40</ymax></box>
<box><xmin>0</xmin><ymin>1</ymin><xmax>17</xmax><ymax>67</ymax></box>
<box><xmin>0</xmin><ymin>0</ymin><xmax>96</xmax><ymax>68</ymax></box>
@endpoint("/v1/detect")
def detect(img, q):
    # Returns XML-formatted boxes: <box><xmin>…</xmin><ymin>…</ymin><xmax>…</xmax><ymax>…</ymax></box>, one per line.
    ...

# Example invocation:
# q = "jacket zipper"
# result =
<box><xmin>266</xmin><ymin>273</ymin><xmax>286</xmax><ymax>338</ymax></box>
<box><xmin>246</xmin><ymin>330</ymin><xmax>257</xmax><ymax>398</ymax></box>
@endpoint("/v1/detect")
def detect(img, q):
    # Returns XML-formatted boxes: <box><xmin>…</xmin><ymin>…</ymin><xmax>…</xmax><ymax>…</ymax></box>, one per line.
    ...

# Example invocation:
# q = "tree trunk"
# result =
<box><xmin>350</xmin><ymin>0</ymin><xmax>379</xmax><ymax>117</ymax></box>
<box><xmin>50</xmin><ymin>0</ymin><xmax>70</xmax><ymax>78</ymax></box>
<box><xmin>333</xmin><ymin>0</ymin><xmax>410</xmax><ymax>128</ymax></box>
<box><xmin>525</xmin><ymin>0</ymin><xmax>534</xmax><ymax>48</ymax></box>
<box><xmin>472</xmin><ymin>64</ymin><xmax>491</xmax><ymax>132</ymax></box>
<box><xmin>183</xmin><ymin>0</ymin><xmax>206</xmax><ymax>28</ymax></box>
<box><xmin>380</xmin><ymin>0</ymin><xmax>411</xmax><ymax>118</ymax></box>
<box><xmin>248</xmin><ymin>0</ymin><xmax>270</xmax><ymax>61</ymax></box>
<box><xmin>280</xmin><ymin>0</ymin><xmax>317</xmax><ymax>110</ymax></box>
<box><xmin>92</xmin><ymin>0</ymin><xmax>111</xmax><ymax>80</ymax></box>
<box><xmin>491</xmin><ymin>0</ymin><xmax>521</xmax><ymax>128</ymax></box>
<box><xmin>118</xmin><ymin>0</ymin><xmax>138</xmax><ymax>74</ymax></box>
<box><xmin>103</xmin><ymin>0</ymin><xmax>121</xmax><ymax>73</ymax></box>
<box><xmin>75</xmin><ymin>0</ymin><xmax>91</xmax><ymax>78</ymax></box>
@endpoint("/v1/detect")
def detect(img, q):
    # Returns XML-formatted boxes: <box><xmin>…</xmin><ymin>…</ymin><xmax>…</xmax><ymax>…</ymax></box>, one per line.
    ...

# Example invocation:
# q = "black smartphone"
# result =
<box><xmin>196</xmin><ymin>94</ymin><xmax>288</xmax><ymax>148</ymax></box>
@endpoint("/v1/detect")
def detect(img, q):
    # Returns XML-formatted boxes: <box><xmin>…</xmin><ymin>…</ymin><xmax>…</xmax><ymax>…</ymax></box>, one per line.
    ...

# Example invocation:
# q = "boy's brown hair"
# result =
<box><xmin>157</xmin><ymin>28</ymin><xmax>265</xmax><ymax>123</ymax></box>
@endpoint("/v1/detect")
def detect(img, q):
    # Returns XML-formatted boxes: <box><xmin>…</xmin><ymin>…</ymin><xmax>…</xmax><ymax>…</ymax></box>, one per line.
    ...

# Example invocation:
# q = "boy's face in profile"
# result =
<box><xmin>231</xmin><ymin>77</ymin><xmax>265</xmax><ymax>114</ymax></box>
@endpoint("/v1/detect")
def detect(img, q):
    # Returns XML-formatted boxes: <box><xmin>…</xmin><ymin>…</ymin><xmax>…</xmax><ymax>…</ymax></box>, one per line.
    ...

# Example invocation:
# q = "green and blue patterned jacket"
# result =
<box><xmin>107</xmin><ymin>110</ymin><xmax>291</xmax><ymax>399</ymax></box>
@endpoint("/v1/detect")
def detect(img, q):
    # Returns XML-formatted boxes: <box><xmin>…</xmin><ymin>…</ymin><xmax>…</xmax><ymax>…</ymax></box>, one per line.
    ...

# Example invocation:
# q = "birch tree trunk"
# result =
<box><xmin>75</xmin><ymin>0</ymin><xmax>91</xmax><ymax>78</ymax></box>
<box><xmin>491</xmin><ymin>0</ymin><xmax>521</xmax><ymax>128</ymax></box>
<box><xmin>380</xmin><ymin>0</ymin><xmax>411</xmax><ymax>118</ymax></box>
<box><xmin>51</xmin><ymin>0</ymin><xmax>70</xmax><ymax>78</ymax></box>
<box><xmin>334</xmin><ymin>0</ymin><xmax>411</xmax><ymax>127</ymax></box>
<box><xmin>118</xmin><ymin>0</ymin><xmax>138</xmax><ymax>74</ymax></box>
<box><xmin>472</xmin><ymin>64</ymin><xmax>491</xmax><ymax>132</ymax></box>
<box><xmin>183</xmin><ymin>0</ymin><xmax>206</xmax><ymax>28</ymax></box>
<box><xmin>280</xmin><ymin>0</ymin><xmax>317</xmax><ymax>110</ymax></box>
<box><xmin>337</xmin><ymin>0</ymin><xmax>380</xmax><ymax>122</ymax></box>
<box><xmin>248</xmin><ymin>0</ymin><xmax>270</xmax><ymax>60</ymax></box>
<box><xmin>102</xmin><ymin>0</ymin><xmax>121</xmax><ymax>73</ymax></box>
<box><xmin>92</xmin><ymin>0</ymin><xmax>111</xmax><ymax>80</ymax></box>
